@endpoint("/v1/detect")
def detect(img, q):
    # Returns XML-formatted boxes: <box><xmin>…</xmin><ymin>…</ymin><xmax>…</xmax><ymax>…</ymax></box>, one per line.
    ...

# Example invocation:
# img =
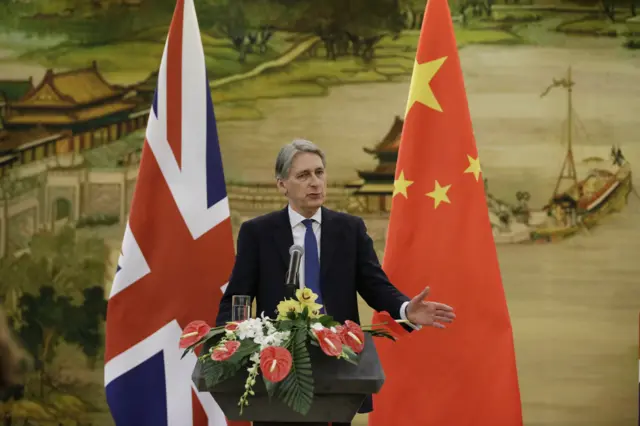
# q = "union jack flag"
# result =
<box><xmin>103</xmin><ymin>1</ymin><xmax>247</xmax><ymax>425</ymax></box>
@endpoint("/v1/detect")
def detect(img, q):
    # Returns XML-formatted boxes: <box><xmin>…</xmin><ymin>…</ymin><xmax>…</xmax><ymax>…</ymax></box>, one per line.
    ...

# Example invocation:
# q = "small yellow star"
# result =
<box><xmin>405</xmin><ymin>56</ymin><xmax>447</xmax><ymax>117</ymax></box>
<box><xmin>426</xmin><ymin>180</ymin><xmax>451</xmax><ymax>208</ymax></box>
<box><xmin>393</xmin><ymin>170</ymin><xmax>414</xmax><ymax>198</ymax></box>
<box><xmin>464</xmin><ymin>155</ymin><xmax>482</xmax><ymax>181</ymax></box>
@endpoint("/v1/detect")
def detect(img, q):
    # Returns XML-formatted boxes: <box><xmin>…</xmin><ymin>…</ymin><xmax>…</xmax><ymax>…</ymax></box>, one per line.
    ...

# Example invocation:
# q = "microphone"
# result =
<box><xmin>285</xmin><ymin>244</ymin><xmax>304</xmax><ymax>297</ymax></box>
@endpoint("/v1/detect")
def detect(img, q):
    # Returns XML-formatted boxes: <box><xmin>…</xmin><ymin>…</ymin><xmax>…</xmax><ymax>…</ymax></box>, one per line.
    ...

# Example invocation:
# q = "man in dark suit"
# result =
<box><xmin>217</xmin><ymin>139</ymin><xmax>456</xmax><ymax>426</ymax></box>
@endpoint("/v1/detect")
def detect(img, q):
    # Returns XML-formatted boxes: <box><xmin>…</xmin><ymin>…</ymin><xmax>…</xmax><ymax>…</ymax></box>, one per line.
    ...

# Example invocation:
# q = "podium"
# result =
<box><xmin>192</xmin><ymin>334</ymin><xmax>385</xmax><ymax>424</ymax></box>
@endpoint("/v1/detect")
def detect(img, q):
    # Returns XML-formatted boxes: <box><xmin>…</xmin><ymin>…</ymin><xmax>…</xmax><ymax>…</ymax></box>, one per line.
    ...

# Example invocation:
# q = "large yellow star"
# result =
<box><xmin>393</xmin><ymin>170</ymin><xmax>414</xmax><ymax>198</ymax></box>
<box><xmin>405</xmin><ymin>56</ymin><xmax>447</xmax><ymax>117</ymax></box>
<box><xmin>464</xmin><ymin>155</ymin><xmax>482</xmax><ymax>181</ymax></box>
<box><xmin>426</xmin><ymin>180</ymin><xmax>451</xmax><ymax>208</ymax></box>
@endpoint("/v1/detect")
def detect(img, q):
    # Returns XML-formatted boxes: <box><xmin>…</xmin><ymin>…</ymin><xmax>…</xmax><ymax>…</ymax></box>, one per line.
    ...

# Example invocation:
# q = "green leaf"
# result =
<box><xmin>365</xmin><ymin>328</ymin><xmax>397</xmax><ymax>341</ymax></box>
<box><xmin>307</xmin><ymin>329</ymin><xmax>319</xmax><ymax>346</ymax></box>
<box><xmin>300</xmin><ymin>306</ymin><xmax>309</xmax><ymax>321</ymax></box>
<box><xmin>228</xmin><ymin>339</ymin><xmax>260</xmax><ymax>362</ymax></box>
<box><xmin>200</xmin><ymin>339</ymin><xmax>260</xmax><ymax>388</ymax></box>
<box><xmin>317</xmin><ymin>315</ymin><xmax>340</xmax><ymax>327</ymax></box>
<box><xmin>340</xmin><ymin>346</ymin><xmax>359</xmax><ymax>365</ymax></box>
<box><xmin>293</xmin><ymin>317</ymin><xmax>306</xmax><ymax>328</ymax></box>
<box><xmin>201</xmin><ymin>357</ymin><xmax>242</xmax><ymax>388</ymax></box>
<box><xmin>276</xmin><ymin>328</ymin><xmax>314</xmax><ymax>415</ymax></box>
<box><xmin>263</xmin><ymin>377</ymin><xmax>278</xmax><ymax>399</ymax></box>
<box><xmin>278</xmin><ymin>320</ymin><xmax>295</xmax><ymax>331</ymax></box>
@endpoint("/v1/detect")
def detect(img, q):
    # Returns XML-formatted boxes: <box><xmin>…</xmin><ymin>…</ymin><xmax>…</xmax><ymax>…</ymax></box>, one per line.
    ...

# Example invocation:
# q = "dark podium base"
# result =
<box><xmin>253</xmin><ymin>422</ymin><xmax>350</xmax><ymax>426</ymax></box>
<box><xmin>192</xmin><ymin>334</ymin><xmax>384</xmax><ymax>424</ymax></box>
<box><xmin>210</xmin><ymin>389</ymin><xmax>364</xmax><ymax>423</ymax></box>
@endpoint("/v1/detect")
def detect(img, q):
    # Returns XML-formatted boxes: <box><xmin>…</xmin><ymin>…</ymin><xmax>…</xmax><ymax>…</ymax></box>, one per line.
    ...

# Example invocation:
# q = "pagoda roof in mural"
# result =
<box><xmin>3</xmin><ymin>61</ymin><xmax>139</xmax><ymax>129</ymax></box>
<box><xmin>363</xmin><ymin>115</ymin><xmax>403</xmax><ymax>155</ymax></box>
<box><xmin>12</xmin><ymin>61</ymin><xmax>125</xmax><ymax>107</ymax></box>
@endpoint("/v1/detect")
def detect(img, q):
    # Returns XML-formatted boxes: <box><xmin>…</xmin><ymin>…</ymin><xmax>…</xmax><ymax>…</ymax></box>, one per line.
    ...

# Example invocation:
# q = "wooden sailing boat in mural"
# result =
<box><xmin>530</xmin><ymin>67</ymin><xmax>633</xmax><ymax>242</ymax></box>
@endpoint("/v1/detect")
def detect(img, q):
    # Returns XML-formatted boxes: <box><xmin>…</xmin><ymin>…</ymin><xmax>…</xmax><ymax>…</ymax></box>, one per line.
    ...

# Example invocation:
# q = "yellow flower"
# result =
<box><xmin>276</xmin><ymin>299</ymin><xmax>302</xmax><ymax>319</ymax></box>
<box><xmin>294</xmin><ymin>289</ymin><xmax>324</xmax><ymax>317</ymax></box>
<box><xmin>307</xmin><ymin>303</ymin><xmax>324</xmax><ymax>318</ymax></box>
<box><xmin>296</xmin><ymin>288</ymin><xmax>318</xmax><ymax>305</ymax></box>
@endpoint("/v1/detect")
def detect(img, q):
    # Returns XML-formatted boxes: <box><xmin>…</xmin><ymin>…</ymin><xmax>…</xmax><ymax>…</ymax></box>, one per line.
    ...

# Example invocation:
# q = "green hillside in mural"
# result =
<box><xmin>0</xmin><ymin>0</ymin><xmax>509</xmax><ymax>120</ymax></box>
<box><xmin>0</xmin><ymin>0</ymin><xmax>637</xmax><ymax>123</ymax></box>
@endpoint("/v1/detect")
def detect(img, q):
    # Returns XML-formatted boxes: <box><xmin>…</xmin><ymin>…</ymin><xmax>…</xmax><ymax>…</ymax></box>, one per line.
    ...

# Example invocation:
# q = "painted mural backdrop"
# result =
<box><xmin>0</xmin><ymin>0</ymin><xmax>639</xmax><ymax>424</ymax></box>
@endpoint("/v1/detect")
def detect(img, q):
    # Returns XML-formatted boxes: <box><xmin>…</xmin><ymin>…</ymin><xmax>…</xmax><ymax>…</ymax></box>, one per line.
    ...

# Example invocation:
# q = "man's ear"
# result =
<box><xmin>276</xmin><ymin>179</ymin><xmax>287</xmax><ymax>195</ymax></box>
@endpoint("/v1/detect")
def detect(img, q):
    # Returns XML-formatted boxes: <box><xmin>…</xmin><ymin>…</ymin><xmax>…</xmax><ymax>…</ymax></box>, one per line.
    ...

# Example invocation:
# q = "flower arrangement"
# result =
<box><xmin>179</xmin><ymin>288</ymin><xmax>407</xmax><ymax>416</ymax></box>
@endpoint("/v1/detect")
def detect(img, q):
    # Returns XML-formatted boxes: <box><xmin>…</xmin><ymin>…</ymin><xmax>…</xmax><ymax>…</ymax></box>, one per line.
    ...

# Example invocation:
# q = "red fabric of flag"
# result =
<box><xmin>368</xmin><ymin>0</ymin><xmax>523</xmax><ymax>424</ymax></box>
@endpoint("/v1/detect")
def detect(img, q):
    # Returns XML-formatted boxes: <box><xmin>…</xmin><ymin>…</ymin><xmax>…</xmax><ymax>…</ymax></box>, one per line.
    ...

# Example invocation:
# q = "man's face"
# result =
<box><xmin>278</xmin><ymin>152</ymin><xmax>326</xmax><ymax>216</ymax></box>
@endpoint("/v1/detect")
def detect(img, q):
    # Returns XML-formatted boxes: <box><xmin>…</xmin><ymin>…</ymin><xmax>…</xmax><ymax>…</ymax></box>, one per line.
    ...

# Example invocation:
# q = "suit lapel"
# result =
<box><xmin>320</xmin><ymin>207</ymin><xmax>339</xmax><ymax>282</ymax></box>
<box><xmin>273</xmin><ymin>207</ymin><xmax>294</xmax><ymax>269</ymax></box>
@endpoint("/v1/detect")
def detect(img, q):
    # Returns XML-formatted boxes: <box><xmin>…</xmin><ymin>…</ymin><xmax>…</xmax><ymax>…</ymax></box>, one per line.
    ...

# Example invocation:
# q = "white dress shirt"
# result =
<box><xmin>288</xmin><ymin>205</ymin><xmax>321</xmax><ymax>289</ymax></box>
<box><xmin>287</xmin><ymin>205</ymin><xmax>416</xmax><ymax>327</ymax></box>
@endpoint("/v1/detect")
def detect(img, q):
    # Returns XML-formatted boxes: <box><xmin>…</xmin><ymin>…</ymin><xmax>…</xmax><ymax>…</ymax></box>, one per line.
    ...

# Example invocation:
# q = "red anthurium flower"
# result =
<box><xmin>259</xmin><ymin>346</ymin><xmax>293</xmax><ymax>383</ymax></box>
<box><xmin>224</xmin><ymin>322</ymin><xmax>239</xmax><ymax>332</ymax></box>
<box><xmin>332</xmin><ymin>325</ymin><xmax>354</xmax><ymax>348</ymax></box>
<box><xmin>179</xmin><ymin>320</ymin><xmax>211</xmax><ymax>349</ymax></box>
<box><xmin>211</xmin><ymin>341</ymin><xmax>241</xmax><ymax>361</ymax></box>
<box><xmin>313</xmin><ymin>328</ymin><xmax>342</xmax><ymax>357</ymax></box>
<box><xmin>376</xmin><ymin>311</ymin><xmax>409</xmax><ymax>339</ymax></box>
<box><xmin>340</xmin><ymin>320</ymin><xmax>365</xmax><ymax>354</ymax></box>
<box><xmin>334</xmin><ymin>324</ymin><xmax>346</xmax><ymax>344</ymax></box>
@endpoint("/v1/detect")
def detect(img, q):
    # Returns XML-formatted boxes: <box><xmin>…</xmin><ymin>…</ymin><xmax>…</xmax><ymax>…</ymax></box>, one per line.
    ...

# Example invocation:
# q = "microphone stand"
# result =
<box><xmin>284</xmin><ymin>275</ymin><xmax>297</xmax><ymax>300</ymax></box>
<box><xmin>285</xmin><ymin>245</ymin><xmax>303</xmax><ymax>301</ymax></box>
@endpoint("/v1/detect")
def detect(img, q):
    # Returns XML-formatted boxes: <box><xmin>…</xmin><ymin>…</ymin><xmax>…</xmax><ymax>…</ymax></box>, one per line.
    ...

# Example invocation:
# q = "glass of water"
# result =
<box><xmin>231</xmin><ymin>295</ymin><xmax>251</xmax><ymax>322</ymax></box>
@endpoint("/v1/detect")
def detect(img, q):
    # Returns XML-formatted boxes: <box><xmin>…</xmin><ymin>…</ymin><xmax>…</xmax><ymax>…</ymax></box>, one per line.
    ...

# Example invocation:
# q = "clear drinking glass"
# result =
<box><xmin>231</xmin><ymin>295</ymin><xmax>251</xmax><ymax>321</ymax></box>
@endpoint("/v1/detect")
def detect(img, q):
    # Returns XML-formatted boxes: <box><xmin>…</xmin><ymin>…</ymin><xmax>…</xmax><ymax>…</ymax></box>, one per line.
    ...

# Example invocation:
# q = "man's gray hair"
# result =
<box><xmin>274</xmin><ymin>139</ymin><xmax>326</xmax><ymax>180</ymax></box>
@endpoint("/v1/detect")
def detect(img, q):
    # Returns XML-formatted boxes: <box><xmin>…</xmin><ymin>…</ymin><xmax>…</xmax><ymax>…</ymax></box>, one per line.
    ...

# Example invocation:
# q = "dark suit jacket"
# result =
<box><xmin>216</xmin><ymin>206</ymin><xmax>411</xmax><ymax>413</ymax></box>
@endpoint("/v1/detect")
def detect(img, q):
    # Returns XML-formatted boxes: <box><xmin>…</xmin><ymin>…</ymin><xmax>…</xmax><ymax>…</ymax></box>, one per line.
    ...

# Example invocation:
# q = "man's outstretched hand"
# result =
<box><xmin>406</xmin><ymin>286</ymin><xmax>456</xmax><ymax>329</ymax></box>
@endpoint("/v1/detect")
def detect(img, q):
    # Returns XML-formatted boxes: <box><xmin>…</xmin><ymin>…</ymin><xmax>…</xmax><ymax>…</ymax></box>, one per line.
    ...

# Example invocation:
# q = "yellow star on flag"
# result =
<box><xmin>405</xmin><ymin>56</ymin><xmax>447</xmax><ymax>117</ymax></box>
<box><xmin>426</xmin><ymin>180</ymin><xmax>451</xmax><ymax>208</ymax></box>
<box><xmin>393</xmin><ymin>170</ymin><xmax>414</xmax><ymax>198</ymax></box>
<box><xmin>464</xmin><ymin>155</ymin><xmax>482</xmax><ymax>181</ymax></box>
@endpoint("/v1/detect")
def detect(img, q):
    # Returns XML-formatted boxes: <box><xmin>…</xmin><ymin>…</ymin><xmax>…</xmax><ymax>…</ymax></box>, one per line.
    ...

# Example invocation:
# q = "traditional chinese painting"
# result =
<box><xmin>0</xmin><ymin>0</ymin><xmax>639</xmax><ymax>425</ymax></box>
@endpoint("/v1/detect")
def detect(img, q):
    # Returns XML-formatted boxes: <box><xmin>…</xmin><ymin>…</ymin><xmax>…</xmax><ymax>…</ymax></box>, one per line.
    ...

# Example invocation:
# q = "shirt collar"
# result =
<box><xmin>288</xmin><ymin>204</ymin><xmax>322</xmax><ymax>228</ymax></box>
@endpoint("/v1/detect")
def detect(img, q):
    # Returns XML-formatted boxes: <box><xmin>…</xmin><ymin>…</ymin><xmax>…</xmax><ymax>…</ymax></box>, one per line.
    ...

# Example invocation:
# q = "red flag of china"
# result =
<box><xmin>368</xmin><ymin>0</ymin><xmax>523</xmax><ymax>424</ymax></box>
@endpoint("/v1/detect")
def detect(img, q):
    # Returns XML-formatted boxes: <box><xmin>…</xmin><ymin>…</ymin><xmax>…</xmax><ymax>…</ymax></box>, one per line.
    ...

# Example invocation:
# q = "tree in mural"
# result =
<box><xmin>0</xmin><ymin>226</ymin><xmax>109</xmax><ymax>424</ymax></box>
<box><xmin>399</xmin><ymin>0</ymin><xmax>427</xmax><ymax>29</ymax></box>
<box><xmin>194</xmin><ymin>0</ymin><xmax>286</xmax><ymax>63</ymax></box>
<box><xmin>24</xmin><ymin>226</ymin><xmax>108</xmax><ymax>302</ymax></box>
<box><xmin>458</xmin><ymin>0</ymin><xmax>494</xmax><ymax>20</ymax></box>
<box><xmin>17</xmin><ymin>285</ymin><xmax>107</xmax><ymax>396</ymax></box>
<box><xmin>278</xmin><ymin>0</ymin><xmax>404</xmax><ymax>62</ymax></box>
<box><xmin>0</xmin><ymin>226</ymin><xmax>105</xmax><ymax>320</ymax></box>
<box><xmin>64</xmin><ymin>286</ymin><xmax>108</xmax><ymax>368</ymax></box>
<box><xmin>2</xmin><ymin>0</ymin><xmax>433</xmax><ymax>64</ymax></box>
